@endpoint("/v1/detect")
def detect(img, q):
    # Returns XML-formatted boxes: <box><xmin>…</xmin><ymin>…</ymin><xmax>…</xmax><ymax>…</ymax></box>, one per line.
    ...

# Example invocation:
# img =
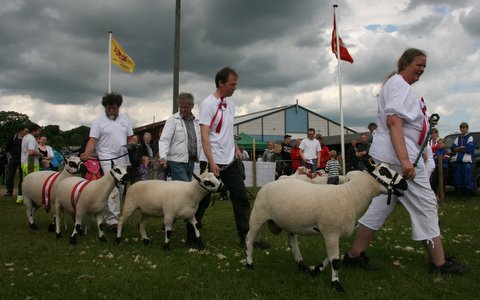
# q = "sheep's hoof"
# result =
<box><xmin>309</xmin><ymin>265</ymin><xmax>322</xmax><ymax>277</ymax></box>
<box><xmin>246</xmin><ymin>263</ymin><xmax>254</xmax><ymax>269</ymax></box>
<box><xmin>193</xmin><ymin>237</ymin><xmax>205</xmax><ymax>250</ymax></box>
<box><xmin>30</xmin><ymin>223</ymin><xmax>38</xmax><ymax>231</ymax></box>
<box><xmin>163</xmin><ymin>242</ymin><xmax>170</xmax><ymax>251</ymax></box>
<box><xmin>56</xmin><ymin>232</ymin><xmax>62</xmax><ymax>239</ymax></box>
<box><xmin>99</xmin><ymin>236</ymin><xmax>108</xmax><ymax>243</ymax></box>
<box><xmin>297</xmin><ymin>260</ymin><xmax>309</xmax><ymax>272</ymax></box>
<box><xmin>331</xmin><ymin>280</ymin><xmax>345</xmax><ymax>292</ymax></box>
<box><xmin>77</xmin><ymin>228</ymin><xmax>84</xmax><ymax>236</ymax></box>
<box><xmin>48</xmin><ymin>223</ymin><xmax>55</xmax><ymax>232</ymax></box>
<box><xmin>115</xmin><ymin>237</ymin><xmax>122</xmax><ymax>244</ymax></box>
<box><xmin>69</xmin><ymin>236</ymin><xmax>77</xmax><ymax>245</ymax></box>
<box><xmin>143</xmin><ymin>238</ymin><xmax>150</xmax><ymax>245</ymax></box>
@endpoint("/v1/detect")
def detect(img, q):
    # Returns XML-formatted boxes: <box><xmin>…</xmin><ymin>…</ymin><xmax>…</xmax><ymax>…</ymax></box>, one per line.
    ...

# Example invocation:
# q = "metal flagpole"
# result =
<box><xmin>333</xmin><ymin>4</ymin><xmax>346</xmax><ymax>175</ymax></box>
<box><xmin>108</xmin><ymin>31</ymin><xmax>112</xmax><ymax>93</ymax></box>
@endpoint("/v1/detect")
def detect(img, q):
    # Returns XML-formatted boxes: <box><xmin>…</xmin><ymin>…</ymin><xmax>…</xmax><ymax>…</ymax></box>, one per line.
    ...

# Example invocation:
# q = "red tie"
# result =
<box><xmin>209</xmin><ymin>97</ymin><xmax>227</xmax><ymax>133</ymax></box>
<box><xmin>417</xmin><ymin>97</ymin><xmax>428</xmax><ymax>145</ymax></box>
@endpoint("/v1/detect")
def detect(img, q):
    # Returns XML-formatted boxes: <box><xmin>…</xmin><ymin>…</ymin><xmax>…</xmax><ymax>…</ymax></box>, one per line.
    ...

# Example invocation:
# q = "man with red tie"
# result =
<box><xmin>198</xmin><ymin>66</ymin><xmax>269</xmax><ymax>250</ymax></box>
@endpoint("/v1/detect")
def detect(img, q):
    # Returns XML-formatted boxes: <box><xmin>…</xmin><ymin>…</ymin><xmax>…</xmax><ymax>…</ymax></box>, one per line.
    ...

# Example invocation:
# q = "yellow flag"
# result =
<box><xmin>111</xmin><ymin>36</ymin><xmax>135</xmax><ymax>73</ymax></box>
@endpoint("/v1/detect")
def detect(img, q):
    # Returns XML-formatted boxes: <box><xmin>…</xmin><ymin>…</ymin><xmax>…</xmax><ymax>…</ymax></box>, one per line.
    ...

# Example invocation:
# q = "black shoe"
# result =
<box><xmin>430</xmin><ymin>258</ymin><xmax>468</xmax><ymax>275</ymax></box>
<box><xmin>253</xmin><ymin>240</ymin><xmax>271</xmax><ymax>250</ymax></box>
<box><xmin>4</xmin><ymin>192</ymin><xmax>13</xmax><ymax>197</ymax></box>
<box><xmin>342</xmin><ymin>251</ymin><xmax>379</xmax><ymax>270</ymax></box>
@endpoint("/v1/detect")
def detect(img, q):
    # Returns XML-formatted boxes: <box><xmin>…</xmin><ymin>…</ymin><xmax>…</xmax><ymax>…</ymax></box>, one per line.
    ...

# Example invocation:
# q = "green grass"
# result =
<box><xmin>1</xmin><ymin>190</ymin><xmax>479</xmax><ymax>300</ymax></box>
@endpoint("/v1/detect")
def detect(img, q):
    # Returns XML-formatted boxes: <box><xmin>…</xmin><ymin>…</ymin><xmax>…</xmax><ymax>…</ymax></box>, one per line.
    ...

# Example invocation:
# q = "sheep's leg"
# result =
<box><xmin>48</xmin><ymin>217</ymin><xmax>56</xmax><ymax>233</ymax></box>
<box><xmin>162</xmin><ymin>215</ymin><xmax>176</xmax><ymax>250</ymax></box>
<box><xmin>322</xmin><ymin>237</ymin><xmax>344</xmax><ymax>292</ymax></box>
<box><xmin>186</xmin><ymin>216</ymin><xmax>204</xmax><ymax>250</ymax></box>
<box><xmin>25</xmin><ymin>197</ymin><xmax>38</xmax><ymax>230</ymax></box>
<box><xmin>115</xmin><ymin>213</ymin><xmax>128</xmax><ymax>244</ymax></box>
<box><xmin>69</xmin><ymin>214</ymin><xmax>83</xmax><ymax>245</ymax></box>
<box><xmin>96</xmin><ymin>214</ymin><xmax>107</xmax><ymax>242</ymax></box>
<box><xmin>287</xmin><ymin>233</ymin><xmax>308</xmax><ymax>272</ymax></box>
<box><xmin>138</xmin><ymin>215</ymin><xmax>150</xmax><ymax>245</ymax></box>
<box><xmin>54</xmin><ymin>203</ymin><xmax>62</xmax><ymax>238</ymax></box>
<box><xmin>245</xmin><ymin>219</ymin><xmax>265</xmax><ymax>268</ymax></box>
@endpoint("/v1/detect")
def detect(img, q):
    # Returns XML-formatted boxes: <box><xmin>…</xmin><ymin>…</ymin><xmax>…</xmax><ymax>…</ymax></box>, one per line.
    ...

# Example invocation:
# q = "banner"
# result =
<box><xmin>111</xmin><ymin>36</ymin><xmax>135</xmax><ymax>73</ymax></box>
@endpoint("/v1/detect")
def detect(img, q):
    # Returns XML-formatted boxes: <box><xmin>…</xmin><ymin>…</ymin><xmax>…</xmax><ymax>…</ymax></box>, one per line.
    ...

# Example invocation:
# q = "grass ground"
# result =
<box><xmin>1</xmin><ymin>184</ymin><xmax>479</xmax><ymax>300</ymax></box>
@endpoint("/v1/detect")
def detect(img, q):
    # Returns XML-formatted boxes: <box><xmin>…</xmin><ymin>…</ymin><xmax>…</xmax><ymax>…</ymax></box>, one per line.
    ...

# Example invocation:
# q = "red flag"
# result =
<box><xmin>332</xmin><ymin>14</ymin><xmax>354</xmax><ymax>63</ymax></box>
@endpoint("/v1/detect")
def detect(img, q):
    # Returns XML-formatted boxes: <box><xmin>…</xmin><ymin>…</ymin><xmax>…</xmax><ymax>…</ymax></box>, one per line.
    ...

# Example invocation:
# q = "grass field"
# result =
<box><xmin>1</xmin><ymin>186</ymin><xmax>479</xmax><ymax>300</ymax></box>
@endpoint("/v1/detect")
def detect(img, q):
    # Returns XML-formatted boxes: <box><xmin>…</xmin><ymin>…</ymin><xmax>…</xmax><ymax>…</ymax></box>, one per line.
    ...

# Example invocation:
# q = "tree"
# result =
<box><xmin>0</xmin><ymin>111</ymin><xmax>33</xmax><ymax>147</ymax></box>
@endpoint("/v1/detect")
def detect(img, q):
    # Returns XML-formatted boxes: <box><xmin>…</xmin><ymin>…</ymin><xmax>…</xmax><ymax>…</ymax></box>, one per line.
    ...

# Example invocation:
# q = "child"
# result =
<box><xmin>431</xmin><ymin>138</ymin><xmax>450</xmax><ymax>199</ymax></box>
<box><xmin>138</xmin><ymin>155</ymin><xmax>152</xmax><ymax>181</ymax></box>
<box><xmin>325</xmin><ymin>150</ymin><xmax>341</xmax><ymax>177</ymax></box>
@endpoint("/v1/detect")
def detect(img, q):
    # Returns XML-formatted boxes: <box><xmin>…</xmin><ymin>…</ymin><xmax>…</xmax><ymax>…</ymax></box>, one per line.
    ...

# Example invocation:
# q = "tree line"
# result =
<box><xmin>0</xmin><ymin>111</ymin><xmax>90</xmax><ymax>151</ymax></box>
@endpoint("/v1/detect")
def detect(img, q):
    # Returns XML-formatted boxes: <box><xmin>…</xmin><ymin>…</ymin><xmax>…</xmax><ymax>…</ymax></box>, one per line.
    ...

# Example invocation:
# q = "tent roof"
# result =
<box><xmin>236</xmin><ymin>132</ymin><xmax>268</xmax><ymax>151</ymax></box>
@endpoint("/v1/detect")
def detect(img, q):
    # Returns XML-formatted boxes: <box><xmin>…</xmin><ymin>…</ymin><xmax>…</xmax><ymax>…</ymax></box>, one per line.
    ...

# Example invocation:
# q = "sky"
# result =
<box><xmin>1</xmin><ymin>0</ymin><xmax>479</xmax><ymax>137</ymax></box>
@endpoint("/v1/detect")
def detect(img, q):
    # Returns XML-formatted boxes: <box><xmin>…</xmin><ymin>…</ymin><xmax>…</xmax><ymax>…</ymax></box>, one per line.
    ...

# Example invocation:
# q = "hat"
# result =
<box><xmin>284</xmin><ymin>134</ymin><xmax>292</xmax><ymax>139</ymax></box>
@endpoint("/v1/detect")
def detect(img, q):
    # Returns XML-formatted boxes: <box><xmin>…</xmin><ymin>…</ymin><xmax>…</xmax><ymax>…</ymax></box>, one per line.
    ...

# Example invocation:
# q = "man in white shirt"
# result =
<box><xmin>19</xmin><ymin>124</ymin><xmax>42</xmax><ymax>204</ymax></box>
<box><xmin>199</xmin><ymin>66</ymin><xmax>269</xmax><ymax>250</ymax></box>
<box><xmin>299</xmin><ymin>128</ymin><xmax>321</xmax><ymax>173</ymax></box>
<box><xmin>81</xmin><ymin>92</ymin><xmax>133</xmax><ymax>230</ymax></box>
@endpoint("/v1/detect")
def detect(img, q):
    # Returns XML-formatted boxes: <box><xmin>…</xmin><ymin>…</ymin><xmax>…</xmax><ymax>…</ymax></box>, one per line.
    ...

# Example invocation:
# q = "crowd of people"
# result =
<box><xmin>2</xmin><ymin>54</ymin><xmax>474</xmax><ymax>275</ymax></box>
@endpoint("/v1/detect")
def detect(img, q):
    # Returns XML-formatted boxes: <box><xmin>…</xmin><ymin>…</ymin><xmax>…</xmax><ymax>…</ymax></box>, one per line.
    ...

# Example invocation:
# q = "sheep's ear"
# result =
<box><xmin>64</xmin><ymin>156</ymin><xmax>68</xmax><ymax>163</ymax></box>
<box><xmin>365</xmin><ymin>158</ymin><xmax>375</xmax><ymax>172</ymax></box>
<box><xmin>192</xmin><ymin>172</ymin><xmax>201</xmax><ymax>182</ymax></box>
<box><xmin>111</xmin><ymin>160</ymin><xmax>114</xmax><ymax>168</ymax></box>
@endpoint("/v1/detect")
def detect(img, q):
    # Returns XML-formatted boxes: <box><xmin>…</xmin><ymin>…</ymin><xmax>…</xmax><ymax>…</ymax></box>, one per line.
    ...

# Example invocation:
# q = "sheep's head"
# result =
<box><xmin>110</xmin><ymin>164</ymin><xmax>129</xmax><ymax>187</ymax></box>
<box><xmin>64</xmin><ymin>156</ymin><xmax>87</xmax><ymax>175</ymax></box>
<box><xmin>193</xmin><ymin>172</ymin><xmax>223</xmax><ymax>192</ymax></box>
<box><xmin>365</xmin><ymin>159</ymin><xmax>408</xmax><ymax>198</ymax></box>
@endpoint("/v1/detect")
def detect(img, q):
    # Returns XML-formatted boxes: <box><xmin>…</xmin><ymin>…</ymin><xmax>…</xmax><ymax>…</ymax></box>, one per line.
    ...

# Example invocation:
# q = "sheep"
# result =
<box><xmin>22</xmin><ymin>156</ymin><xmax>86</xmax><ymax>231</ymax></box>
<box><xmin>54</xmin><ymin>162</ymin><xmax>129</xmax><ymax>245</ymax></box>
<box><xmin>245</xmin><ymin>160</ymin><xmax>407</xmax><ymax>292</ymax></box>
<box><xmin>279</xmin><ymin>166</ymin><xmax>350</xmax><ymax>185</ymax></box>
<box><xmin>115</xmin><ymin>171</ymin><xmax>223</xmax><ymax>250</ymax></box>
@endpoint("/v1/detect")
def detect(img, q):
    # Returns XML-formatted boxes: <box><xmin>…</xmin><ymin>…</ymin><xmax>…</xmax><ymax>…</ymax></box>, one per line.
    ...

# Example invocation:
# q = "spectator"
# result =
<box><xmin>273</xmin><ymin>144</ymin><xmax>285</xmax><ymax>180</ymax></box>
<box><xmin>127</xmin><ymin>134</ymin><xmax>142</xmax><ymax>184</ymax></box>
<box><xmin>80</xmin><ymin>92</ymin><xmax>134</xmax><ymax>231</ymax></box>
<box><xmin>431</xmin><ymin>138</ymin><xmax>450</xmax><ymax>200</ymax></box>
<box><xmin>450</xmin><ymin>122</ymin><xmax>475</xmax><ymax>200</ymax></box>
<box><xmin>262</xmin><ymin>141</ymin><xmax>275</xmax><ymax>162</ymax></box>
<box><xmin>281</xmin><ymin>135</ymin><xmax>292</xmax><ymax>175</ymax></box>
<box><xmin>299</xmin><ymin>128</ymin><xmax>321</xmax><ymax>173</ymax></box>
<box><xmin>368</xmin><ymin>122</ymin><xmax>377</xmax><ymax>135</ymax></box>
<box><xmin>50</xmin><ymin>147</ymin><xmax>64</xmax><ymax>171</ymax></box>
<box><xmin>316</xmin><ymin>134</ymin><xmax>330</xmax><ymax>170</ymax></box>
<box><xmin>345</xmin><ymin>138</ymin><xmax>357</xmax><ymax>172</ymax></box>
<box><xmin>325</xmin><ymin>150</ymin><xmax>341</xmax><ymax>177</ymax></box>
<box><xmin>429</xmin><ymin>128</ymin><xmax>439</xmax><ymax>153</ymax></box>
<box><xmin>4</xmin><ymin>125</ymin><xmax>28</xmax><ymax>198</ymax></box>
<box><xmin>355</xmin><ymin>133</ymin><xmax>371</xmax><ymax>171</ymax></box>
<box><xmin>199</xmin><ymin>66</ymin><xmax>269</xmax><ymax>249</ymax></box>
<box><xmin>37</xmin><ymin>136</ymin><xmax>54</xmax><ymax>171</ymax></box>
<box><xmin>138</xmin><ymin>155</ymin><xmax>152</xmax><ymax>181</ymax></box>
<box><xmin>290</xmin><ymin>139</ymin><xmax>302</xmax><ymax>173</ymax></box>
<box><xmin>240</xmin><ymin>146</ymin><xmax>249</xmax><ymax>161</ymax></box>
<box><xmin>0</xmin><ymin>148</ymin><xmax>7</xmax><ymax>185</ymax></box>
<box><xmin>20</xmin><ymin>124</ymin><xmax>42</xmax><ymax>204</ymax></box>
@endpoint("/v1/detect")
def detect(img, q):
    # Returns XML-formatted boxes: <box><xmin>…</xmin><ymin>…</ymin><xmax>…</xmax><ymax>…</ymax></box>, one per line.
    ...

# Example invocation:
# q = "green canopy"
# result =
<box><xmin>236</xmin><ymin>132</ymin><xmax>268</xmax><ymax>151</ymax></box>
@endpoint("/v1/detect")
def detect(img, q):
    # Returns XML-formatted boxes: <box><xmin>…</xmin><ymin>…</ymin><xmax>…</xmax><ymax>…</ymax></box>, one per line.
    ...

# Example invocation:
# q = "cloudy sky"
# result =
<box><xmin>1</xmin><ymin>0</ymin><xmax>479</xmax><ymax>137</ymax></box>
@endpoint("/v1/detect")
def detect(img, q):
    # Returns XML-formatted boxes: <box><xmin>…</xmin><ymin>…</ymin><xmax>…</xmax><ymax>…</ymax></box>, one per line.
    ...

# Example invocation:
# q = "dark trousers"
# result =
<box><xmin>6</xmin><ymin>158</ymin><xmax>22</xmax><ymax>195</ymax></box>
<box><xmin>197</xmin><ymin>161</ymin><xmax>250</xmax><ymax>239</ymax></box>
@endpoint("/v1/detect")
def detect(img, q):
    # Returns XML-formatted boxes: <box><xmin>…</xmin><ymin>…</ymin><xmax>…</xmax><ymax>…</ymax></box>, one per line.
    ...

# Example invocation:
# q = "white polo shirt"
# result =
<box><xmin>21</xmin><ymin>134</ymin><xmax>39</xmax><ymax>165</ymax></box>
<box><xmin>369</xmin><ymin>74</ymin><xmax>429</xmax><ymax>165</ymax></box>
<box><xmin>299</xmin><ymin>138</ymin><xmax>321</xmax><ymax>160</ymax></box>
<box><xmin>199</xmin><ymin>94</ymin><xmax>235</xmax><ymax>165</ymax></box>
<box><xmin>90</xmin><ymin>112</ymin><xmax>133</xmax><ymax>166</ymax></box>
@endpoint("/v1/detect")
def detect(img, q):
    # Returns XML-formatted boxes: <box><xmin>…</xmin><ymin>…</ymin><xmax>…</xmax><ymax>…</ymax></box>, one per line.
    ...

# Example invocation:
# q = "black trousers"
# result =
<box><xmin>6</xmin><ymin>158</ymin><xmax>22</xmax><ymax>195</ymax></box>
<box><xmin>197</xmin><ymin>161</ymin><xmax>250</xmax><ymax>239</ymax></box>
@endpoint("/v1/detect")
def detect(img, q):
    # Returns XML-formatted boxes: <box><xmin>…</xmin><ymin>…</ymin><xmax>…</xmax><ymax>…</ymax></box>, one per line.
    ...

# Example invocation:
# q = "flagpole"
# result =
<box><xmin>333</xmin><ymin>4</ymin><xmax>346</xmax><ymax>176</ymax></box>
<box><xmin>108</xmin><ymin>31</ymin><xmax>112</xmax><ymax>93</ymax></box>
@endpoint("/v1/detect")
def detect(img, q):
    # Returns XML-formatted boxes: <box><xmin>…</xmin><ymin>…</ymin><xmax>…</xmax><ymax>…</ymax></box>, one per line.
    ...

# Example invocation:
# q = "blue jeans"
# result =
<box><xmin>453</xmin><ymin>162</ymin><xmax>473</xmax><ymax>191</ymax></box>
<box><xmin>168</xmin><ymin>160</ymin><xmax>195</xmax><ymax>181</ymax></box>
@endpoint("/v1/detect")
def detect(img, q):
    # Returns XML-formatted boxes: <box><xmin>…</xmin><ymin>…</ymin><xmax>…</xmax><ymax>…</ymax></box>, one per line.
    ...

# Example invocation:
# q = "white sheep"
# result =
<box><xmin>245</xmin><ymin>160</ymin><xmax>407</xmax><ymax>292</ymax></box>
<box><xmin>54</xmin><ymin>163</ymin><xmax>129</xmax><ymax>244</ymax></box>
<box><xmin>279</xmin><ymin>166</ymin><xmax>350</xmax><ymax>185</ymax></box>
<box><xmin>22</xmin><ymin>156</ymin><xmax>86</xmax><ymax>231</ymax></box>
<box><xmin>115</xmin><ymin>172</ymin><xmax>223</xmax><ymax>250</ymax></box>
